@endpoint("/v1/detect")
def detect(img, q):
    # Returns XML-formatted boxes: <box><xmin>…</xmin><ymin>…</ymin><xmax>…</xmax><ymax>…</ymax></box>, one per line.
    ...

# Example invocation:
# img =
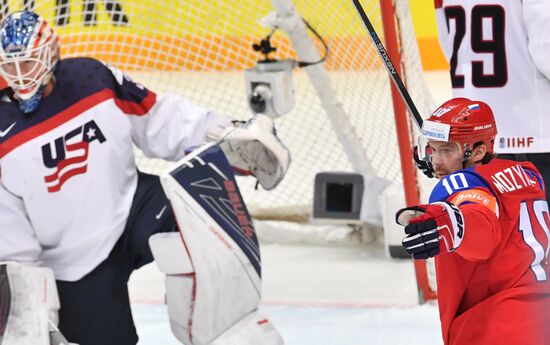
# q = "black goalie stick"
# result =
<box><xmin>351</xmin><ymin>0</ymin><xmax>423</xmax><ymax>130</ymax></box>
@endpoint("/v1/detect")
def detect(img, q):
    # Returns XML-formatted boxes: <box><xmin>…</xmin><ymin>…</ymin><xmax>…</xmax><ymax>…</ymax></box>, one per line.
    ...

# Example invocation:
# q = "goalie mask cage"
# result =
<box><xmin>2</xmin><ymin>0</ymin><xmax>437</xmax><ymax>302</ymax></box>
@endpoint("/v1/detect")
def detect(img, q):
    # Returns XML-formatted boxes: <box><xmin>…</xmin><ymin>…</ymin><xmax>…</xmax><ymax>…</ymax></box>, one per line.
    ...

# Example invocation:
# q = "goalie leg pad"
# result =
<box><xmin>165</xmin><ymin>274</ymin><xmax>195</xmax><ymax>344</ymax></box>
<box><xmin>0</xmin><ymin>262</ymin><xmax>60</xmax><ymax>345</ymax></box>
<box><xmin>153</xmin><ymin>144</ymin><xmax>284</xmax><ymax>344</ymax></box>
<box><xmin>150</xmin><ymin>232</ymin><xmax>194</xmax><ymax>344</ymax></box>
<box><xmin>150</xmin><ymin>233</ymin><xmax>283</xmax><ymax>345</ymax></box>
<box><xmin>210</xmin><ymin>309</ymin><xmax>283</xmax><ymax>345</ymax></box>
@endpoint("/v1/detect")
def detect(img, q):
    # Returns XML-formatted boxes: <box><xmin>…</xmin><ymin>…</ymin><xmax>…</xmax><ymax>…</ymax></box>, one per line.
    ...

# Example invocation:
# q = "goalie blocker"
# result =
<box><xmin>150</xmin><ymin>143</ymin><xmax>283</xmax><ymax>345</ymax></box>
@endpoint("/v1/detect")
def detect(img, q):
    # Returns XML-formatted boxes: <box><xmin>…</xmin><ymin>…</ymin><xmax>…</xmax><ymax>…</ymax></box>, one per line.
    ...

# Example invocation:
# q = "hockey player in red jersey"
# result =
<box><xmin>397</xmin><ymin>98</ymin><xmax>550</xmax><ymax>345</ymax></box>
<box><xmin>433</xmin><ymin>0</ymin><xmax>550</xmax><ymax>200</ymax></box>
<box><xmin>0</xmin><ymin>10</ymin><xmax>288</xmax><ymax>345</ymax></box>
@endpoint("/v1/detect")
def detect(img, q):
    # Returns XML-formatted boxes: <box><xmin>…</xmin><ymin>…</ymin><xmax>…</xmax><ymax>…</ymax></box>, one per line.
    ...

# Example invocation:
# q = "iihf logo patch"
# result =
<box><xmin>41</xmin><ymin>120</ymin><xmax>106</xmax><ymax>192</ymax></box>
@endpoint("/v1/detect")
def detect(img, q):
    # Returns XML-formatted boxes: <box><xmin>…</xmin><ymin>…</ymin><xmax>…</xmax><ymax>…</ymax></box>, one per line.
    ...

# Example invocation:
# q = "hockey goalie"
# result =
<box><xmin>0</xmin><ymin>10</ymin><xmax>287</xmax><ymax>345</ymax></box>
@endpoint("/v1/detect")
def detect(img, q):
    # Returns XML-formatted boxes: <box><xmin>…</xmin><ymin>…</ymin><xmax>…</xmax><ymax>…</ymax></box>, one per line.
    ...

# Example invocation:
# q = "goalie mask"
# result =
<box><xmin>418</xmin><ymin>98</ymin><xmax>497</xmax><ymax>164</ymax></box>
<box><xmin>0</xmin><ymin>11</ymin><xmax>60</xmax><ymax>113</ymax></box>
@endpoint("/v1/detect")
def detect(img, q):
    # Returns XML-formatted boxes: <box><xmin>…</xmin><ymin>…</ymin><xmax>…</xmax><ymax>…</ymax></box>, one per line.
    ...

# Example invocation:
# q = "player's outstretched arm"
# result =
<box><xmin>101</xmin><ymin>62</ymin><xmax>235</xmax><ymax>162</ymax></box>
<box><xmin>103</xmin><ymin>62</ymin><xmax>290</xmax><ymax>190</ymax></box>
<box><xmin>396</xmin><ymin>197</ymin><xmax>500</xmax><ymax>261</ymax></box>
<box><xmin>127</xmin><ymin>91</ymin><xmax>233</xmax><ymax>161</ymax></box>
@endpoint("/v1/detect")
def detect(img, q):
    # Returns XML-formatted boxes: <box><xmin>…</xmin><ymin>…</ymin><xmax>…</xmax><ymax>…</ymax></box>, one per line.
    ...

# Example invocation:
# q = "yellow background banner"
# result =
<box><xmin>4</xmin><ymin>0</ymin><xmax>447</xmax><ymax>71</ymax></box>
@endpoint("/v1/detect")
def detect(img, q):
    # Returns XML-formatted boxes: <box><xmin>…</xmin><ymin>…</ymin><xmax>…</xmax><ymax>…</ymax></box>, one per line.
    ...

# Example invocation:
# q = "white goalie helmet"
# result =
<box><xmin>0</xmin><ymin>11</ymin><xmax>60</xmax><ymax>113</ymax></box>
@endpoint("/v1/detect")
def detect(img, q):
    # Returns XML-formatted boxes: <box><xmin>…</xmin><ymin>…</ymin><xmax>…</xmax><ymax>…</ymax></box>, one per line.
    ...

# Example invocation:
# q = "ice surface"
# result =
<box><xmin>130</xmin><ymin>242</ymin><xmax>443</xmax><ymax>345</ymax></box>
<box><xmin>132</xmin><ymin>303</ymin><xmax>443</xmax><ymax>345</ymax></box>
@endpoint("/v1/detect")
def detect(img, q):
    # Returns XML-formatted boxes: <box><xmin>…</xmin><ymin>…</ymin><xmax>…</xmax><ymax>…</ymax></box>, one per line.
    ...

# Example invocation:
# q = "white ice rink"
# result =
<box><xmin>130</xmin><ymin>243</ymin><xmax>443</xmax><ymax>345</ymax></box>
<box><xmin>128</xmin><ymin>72</ymin><xmax>452</xmax><ymax>345</ymax></box>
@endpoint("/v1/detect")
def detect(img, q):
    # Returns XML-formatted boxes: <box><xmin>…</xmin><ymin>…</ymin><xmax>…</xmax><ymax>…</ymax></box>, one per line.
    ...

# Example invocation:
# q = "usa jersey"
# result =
<box><xmin>435</xmin><ymin>0</ymin><xmax>550</xmax><ymax>153</ymax></box>
<box><xmin>430</xmin><ymin>158</ymin><xmax>550</xmax><ymax>344</ymax></box>
<box><xmin>0</xmin><ymin>57</ymin><xmax>229</xmax><ymax>281</ymax></box>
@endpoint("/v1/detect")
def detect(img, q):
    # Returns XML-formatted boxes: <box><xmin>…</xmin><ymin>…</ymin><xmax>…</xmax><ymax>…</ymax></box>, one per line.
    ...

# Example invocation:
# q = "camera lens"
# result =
<box><xmin>249</xmin><ymin>91</ymin><xmax>267</xmax><ymax>113</ymax></box>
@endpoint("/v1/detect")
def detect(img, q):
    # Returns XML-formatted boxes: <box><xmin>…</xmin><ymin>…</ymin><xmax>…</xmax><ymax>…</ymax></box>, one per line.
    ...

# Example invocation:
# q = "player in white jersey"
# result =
<box><xmin>0</xmin><ymin>11</ymin><xmax>289</xmax><ymax>345</ymax></box>
<box><xmin>431</xmin><ymin>0</ymin><xmax>550</xmax><ymax>198</ymax></box>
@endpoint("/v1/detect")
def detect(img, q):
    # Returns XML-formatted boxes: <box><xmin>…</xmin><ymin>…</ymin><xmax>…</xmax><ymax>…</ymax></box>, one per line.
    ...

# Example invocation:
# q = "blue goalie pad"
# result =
<box><xmin>159</xmin><ymin>143</ymin><xmax>267</xmax><ymax>345</ymax></box>
<box><xmin>167</xmin><ymin>143</ymin><xmax>261</xmax><ymax>277</ymax></box>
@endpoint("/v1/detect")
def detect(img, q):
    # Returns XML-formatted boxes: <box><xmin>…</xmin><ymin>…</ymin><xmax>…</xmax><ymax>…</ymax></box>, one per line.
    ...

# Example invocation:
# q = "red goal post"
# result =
<box><xmin>379</xmin><ymin>0</ymin><xmax>437</xmax><ymax>303</ymax></box>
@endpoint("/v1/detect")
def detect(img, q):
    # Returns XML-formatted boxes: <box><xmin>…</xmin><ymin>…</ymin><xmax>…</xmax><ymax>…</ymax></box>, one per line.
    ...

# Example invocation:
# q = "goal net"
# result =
<box><xmin>1</xmin><ymin>0</ymin><xmax>436</xmax><ymax>299</ymax></box>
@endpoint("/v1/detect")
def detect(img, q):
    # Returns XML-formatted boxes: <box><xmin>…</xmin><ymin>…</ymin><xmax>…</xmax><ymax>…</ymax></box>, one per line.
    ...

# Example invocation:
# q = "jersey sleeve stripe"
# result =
<box><xmin>525</xmin><ymin>168</ymin><xmax>545</xmax><ymax>192</ymax></box>
<box><xmin>113</xmin><ymin>89</ymin><xmax>157</xmax><ymax>116</ymax></box>
<box><xmin>449</xmin><ymin>188</ymin><xmax>499</xmax><ymax>216</ymax></box>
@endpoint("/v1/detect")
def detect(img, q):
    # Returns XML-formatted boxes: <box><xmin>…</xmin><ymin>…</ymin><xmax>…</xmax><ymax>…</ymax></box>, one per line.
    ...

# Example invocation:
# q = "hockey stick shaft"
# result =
<box><xmin>351</xmin><ymin>0</ymin><xmax>423</xmax><ymax>129</ymax></box>
<box><xmin>352</xmin><ymin>0</ymin><xmax>438</xmax><ymax>305</ymax></box>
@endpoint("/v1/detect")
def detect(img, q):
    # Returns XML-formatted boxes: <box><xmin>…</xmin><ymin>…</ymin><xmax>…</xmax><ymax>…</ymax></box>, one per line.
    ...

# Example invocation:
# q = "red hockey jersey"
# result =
<box><xmin>429</xmin><ymin>158</ymin><xmax>550</xmax><ymax>345</ymax></box>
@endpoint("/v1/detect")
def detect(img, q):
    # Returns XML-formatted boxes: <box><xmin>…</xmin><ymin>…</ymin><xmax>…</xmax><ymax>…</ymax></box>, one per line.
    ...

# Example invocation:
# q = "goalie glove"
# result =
<box><xmin>207</xmin><ymin>114</ymin><xmax>291</xmax><ymax>190</ymax></box>
<box><xmin>414</xmin><ymin>146</ymin><xmax>434</xmax><ymax>178</ymax></box>
<box><xmin>395</xmin><ymin>201</ymin><xmax>465</xmax><ymax>259</ymax></box>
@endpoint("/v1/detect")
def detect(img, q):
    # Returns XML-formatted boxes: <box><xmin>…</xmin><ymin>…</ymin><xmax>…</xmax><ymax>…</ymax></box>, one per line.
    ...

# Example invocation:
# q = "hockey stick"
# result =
<box><xmin>352</xmin><ymin>0</ymin><xmax>438</xmax><ymax>304</ymax></box>
<box><xmin>351</xmin><ymin>0</ymin><xmax>423</xmax><ymax>129</ymax></box>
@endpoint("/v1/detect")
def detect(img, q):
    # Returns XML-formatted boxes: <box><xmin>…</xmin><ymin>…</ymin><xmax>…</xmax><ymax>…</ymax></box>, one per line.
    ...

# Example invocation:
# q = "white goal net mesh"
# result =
<box><xmin>3</xmin><ymin>0</ymin><xmax>434</xmax><ymax>222</ymax></box>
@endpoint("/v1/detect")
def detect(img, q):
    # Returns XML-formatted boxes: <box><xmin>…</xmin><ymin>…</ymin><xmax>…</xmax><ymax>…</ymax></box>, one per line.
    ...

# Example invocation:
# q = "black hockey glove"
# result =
<box><xmin>395</xmin><ymin>202</ymin><xmax>465</xmax><ymax>259</ymax></box>
<box><xmin>413</xmin><ymin>146</ymin><xmax>434</xmax><ymax>178</ymax></box>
